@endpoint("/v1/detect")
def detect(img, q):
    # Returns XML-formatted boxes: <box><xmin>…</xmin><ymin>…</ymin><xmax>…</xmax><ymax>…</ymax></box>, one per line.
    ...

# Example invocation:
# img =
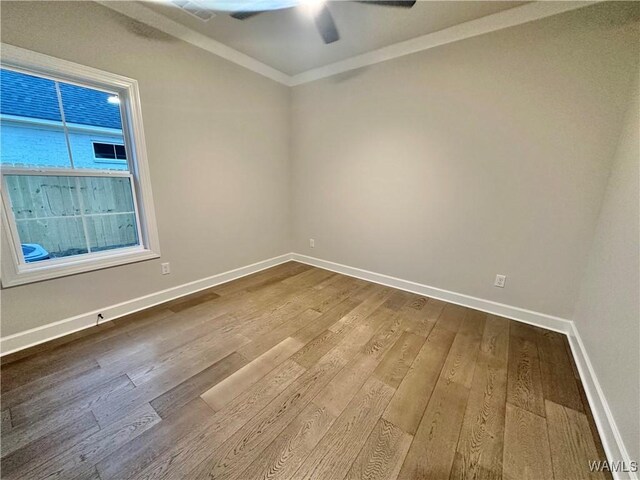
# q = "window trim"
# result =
<box><xmin>1</xmin><ymin>44</ymin><xmax>161</xmax><ymax>287</ymax></box>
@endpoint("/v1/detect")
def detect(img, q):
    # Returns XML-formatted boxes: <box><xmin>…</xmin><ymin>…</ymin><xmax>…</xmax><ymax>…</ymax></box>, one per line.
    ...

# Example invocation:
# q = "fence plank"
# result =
<box><xmin>9</xmin><ymin>175</ymin><xmax>137</xmax><ymax>258</ymax></box>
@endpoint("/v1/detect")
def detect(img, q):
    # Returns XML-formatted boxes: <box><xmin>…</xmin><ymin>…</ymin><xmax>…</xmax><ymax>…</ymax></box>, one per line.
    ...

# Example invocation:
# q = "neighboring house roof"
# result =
<box><xmin>0</xmin><ymin>69</ymin><xmax>123</xmax><ymax>130</ymax></box>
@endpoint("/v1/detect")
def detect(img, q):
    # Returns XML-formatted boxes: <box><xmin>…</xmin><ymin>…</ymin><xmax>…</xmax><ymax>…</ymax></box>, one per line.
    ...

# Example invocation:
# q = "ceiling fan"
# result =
<box><xmin>171</xmin><ymin>1</ymin><xmax>417</xmax><ymax>44</ymax></box>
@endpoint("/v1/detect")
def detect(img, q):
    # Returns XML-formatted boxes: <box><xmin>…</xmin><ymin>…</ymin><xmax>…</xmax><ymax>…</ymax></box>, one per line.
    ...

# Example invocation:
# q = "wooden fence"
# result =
<box><xmin>5</xmin><ymin>174</ymin><xmax>138</xmax><ymax>258</ymax></box>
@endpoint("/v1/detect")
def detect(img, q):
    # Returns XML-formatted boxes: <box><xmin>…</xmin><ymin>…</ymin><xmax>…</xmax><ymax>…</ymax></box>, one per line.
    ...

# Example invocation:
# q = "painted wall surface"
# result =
<box><xmin>0</xmin><ymin>1</ymin><xmax>291</xmax><ymax>335</ymax></box>
<box><xmin>574</xmin><ymin>80</ymin><xmax>640</xmax><ymax>464</ymax></box>
<box><xmin>290</xmin><ymin>2</ymin><xmax>639</xmax><ymax>319</ymax></box>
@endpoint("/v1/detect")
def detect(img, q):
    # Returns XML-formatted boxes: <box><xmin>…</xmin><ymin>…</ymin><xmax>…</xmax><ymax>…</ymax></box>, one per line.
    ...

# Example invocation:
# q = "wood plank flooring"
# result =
<box><xmin>0</xmin><ymin>261</ymin><xmax>610</xmax><ymax>479</ymax></box>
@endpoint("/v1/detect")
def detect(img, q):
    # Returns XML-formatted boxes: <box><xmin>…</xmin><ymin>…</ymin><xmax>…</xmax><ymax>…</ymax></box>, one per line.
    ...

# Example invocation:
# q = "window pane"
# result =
<box><xmin>86</xmin><ymin>213</ymin><xmax>139</xmax><ymax>252</ymax></box>
<box><xmin>93</xmin><ymin>142</ymin><xmax>116</xmax><ymax>159</ymax></box>
<box><xmin>17</xmin><ymin>218</ymin><xmax>88</xmax><ymax>261</ymax></box>
<box><xmin>59</xmin><ymin>85</ymin><xmax>128</xmax><ymax>171</ymax></box>
<box><xmin>0</xmin><ymin>69</ymin><xmax>72</xmax><ymax>168</ymax></box>
<box><xmin>76</xmin><ymin>176</ymin><xmax>136</xmax><ymax>215</ymax></box>
<box><xmin>114</xmin><ymin>144</ymin><xmax>127</xmax><ymax>160</ymax></box>
<box><xmin>5</xmin><ymin>174</ymin><xmax>140</xmax><ymax>262</ymax></box>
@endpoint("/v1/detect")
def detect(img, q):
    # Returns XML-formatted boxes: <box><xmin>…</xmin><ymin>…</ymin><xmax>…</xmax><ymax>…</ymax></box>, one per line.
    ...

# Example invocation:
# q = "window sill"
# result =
<box><xmin>94</xmin><ymin>158</ymin><xmax>128</xmax><ymax>165</ymax></box>
<box><xmin>1</xmin><ymin>247</ymin><xmax>160</xmax><ymax>288</ymax></box>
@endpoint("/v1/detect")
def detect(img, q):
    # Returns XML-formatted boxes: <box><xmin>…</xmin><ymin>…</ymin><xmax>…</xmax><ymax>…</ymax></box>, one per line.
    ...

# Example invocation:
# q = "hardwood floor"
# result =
<box><xmin>0</xmin><ymin>262</ymin><xmax>610</xmax><ymax>479</ymax></box>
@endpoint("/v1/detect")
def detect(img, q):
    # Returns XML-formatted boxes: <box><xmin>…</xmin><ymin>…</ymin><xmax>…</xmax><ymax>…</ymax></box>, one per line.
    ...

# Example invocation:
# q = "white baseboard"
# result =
<box><xmin>2</xmin><ymin>251</ymin><xmax>631</xmax><ymax>479</ymax></box>
<box><xmin>0</xmin><ymin>253</ymin><xmax>292</xmax><ymax>356</ymax></box>
<box><xmin>291</xmin><ymin>253</ymin><xmax>635</xmax><ymax>478</ymax></box>
<box><xmin>291</xmin><ymin>253</ymin><xmax>572</xmax><ymax>334</ymax></box>
<box><xmin>0</xmin><ymin>251</ymin><xmax>572</xmax><ymax>354</ymax></box>
<box><xmin>567</xmin><ymin>325</ymin><xmax>638</xmax><ymax>480</ymax></box>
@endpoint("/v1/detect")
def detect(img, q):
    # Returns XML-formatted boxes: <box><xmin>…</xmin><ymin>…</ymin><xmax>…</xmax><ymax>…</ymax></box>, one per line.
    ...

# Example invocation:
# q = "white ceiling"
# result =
<box><xmin>141</xmin><ymin>1</ymin><xmax>527</xmax><ymax>75</ymax></box>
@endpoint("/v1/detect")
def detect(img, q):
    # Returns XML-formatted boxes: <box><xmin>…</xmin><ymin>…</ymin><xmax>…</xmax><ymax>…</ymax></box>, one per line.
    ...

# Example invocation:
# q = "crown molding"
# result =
<box><xmin>289</xmin><ymin>1</ymin><xmax>598</xmax><ymax>85</ymax></box>
<box><xmin>97</xmin><ymin>1</ymin><xmax>293</xmax><ymax>85</ymax></box>
<box><xmin>100</xmin><ymin>1</ymin><xmax>598</xmax><ymax>87</ymax></box>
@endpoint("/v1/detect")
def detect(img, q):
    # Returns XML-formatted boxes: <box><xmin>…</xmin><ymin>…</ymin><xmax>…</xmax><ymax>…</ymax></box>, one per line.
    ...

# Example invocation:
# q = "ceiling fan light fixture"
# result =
<box><xmin>225</xmin><ymin>0</ymin><xmax>415</xmax><ymax>45</ymax></box>
<box><xmin>178</xmin><ymin>0</ymin><xmax>299</xmax><ymax>12</ymax></box>
<box><xmin>299</xmin><ymin>0</ymin><xmax>326</xmax><ymax>17</ymax></box>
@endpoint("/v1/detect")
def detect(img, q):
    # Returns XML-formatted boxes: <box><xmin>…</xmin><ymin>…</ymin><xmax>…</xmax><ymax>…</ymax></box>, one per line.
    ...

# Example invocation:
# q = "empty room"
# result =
<box><xmin>0</xmin><ymin>1</ymin><xmax>638</xmax><ymax>479</ymax></box>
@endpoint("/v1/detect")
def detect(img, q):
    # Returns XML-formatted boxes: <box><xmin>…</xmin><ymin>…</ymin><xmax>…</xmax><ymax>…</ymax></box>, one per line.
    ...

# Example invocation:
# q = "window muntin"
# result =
<box><xmin>0</xmin><ymin>47</ymin><xmax>160</xmax><ymax>286</ymax></box>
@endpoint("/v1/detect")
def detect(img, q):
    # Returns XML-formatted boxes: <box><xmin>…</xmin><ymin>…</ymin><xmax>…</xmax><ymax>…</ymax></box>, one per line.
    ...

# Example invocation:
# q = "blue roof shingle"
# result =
<box><xmin>1</xmin><ymin>69</ymin><xmax>123</xmax><ymax>130</ymax></box>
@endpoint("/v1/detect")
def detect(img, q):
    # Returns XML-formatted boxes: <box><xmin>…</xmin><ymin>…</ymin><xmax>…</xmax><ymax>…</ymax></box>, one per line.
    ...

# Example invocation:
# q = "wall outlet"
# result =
<box><xmin>494</xmin><ymin>274</ymin><xmax>506</xmax><ymax>288</ymax></box>
<box><xmin>309</xmin><ymin>238</ymin><xmax>315</xmax><ymax>248</ymax></box>
<box><xmin>161</xmin><ymin>262</ymin><xmax>171</xmax><ymax>275</ymax></box>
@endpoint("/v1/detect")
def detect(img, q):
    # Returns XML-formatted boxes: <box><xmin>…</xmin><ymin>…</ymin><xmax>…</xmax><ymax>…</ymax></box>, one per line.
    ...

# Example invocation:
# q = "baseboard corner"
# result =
<box><xmin>290</xmin><ymin>252</ymin><xmax>572</xmax><ymax>334</ymax></box>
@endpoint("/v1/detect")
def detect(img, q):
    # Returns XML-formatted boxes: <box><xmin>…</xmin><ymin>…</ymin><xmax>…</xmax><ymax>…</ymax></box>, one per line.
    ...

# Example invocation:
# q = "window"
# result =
<box><xmin>1</xmin><ymin>45</ymin><xmax>160</xmax><ymax>286</ymax></box>
<box><xmin>93</xmin><ymin>142</ymin><xmax>127</xmax><ymax>161</ymax></box>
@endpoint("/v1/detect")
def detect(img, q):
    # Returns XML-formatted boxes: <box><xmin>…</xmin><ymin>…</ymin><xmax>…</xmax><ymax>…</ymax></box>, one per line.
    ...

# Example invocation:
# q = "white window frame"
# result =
<box><xmin>1</xmin><ymin>44</ymin><xmax>161</xmax><ymax>287</ymax></box>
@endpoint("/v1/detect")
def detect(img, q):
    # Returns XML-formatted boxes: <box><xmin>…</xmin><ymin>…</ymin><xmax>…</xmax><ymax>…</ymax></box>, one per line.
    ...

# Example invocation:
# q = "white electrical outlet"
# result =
<box><xmin>494</xmin><ymin>274</ymin><xmax>506</xmax><ymax>288</ymax></box>
<box><xmin>309</xmin><ymin>238</ymin><xmax>315</xmax><ymax>248</ymax></box>
<box><xmin>161</xmin><ymin>262</ymin><xmax>171</xmax><ymax>275</ymax></box>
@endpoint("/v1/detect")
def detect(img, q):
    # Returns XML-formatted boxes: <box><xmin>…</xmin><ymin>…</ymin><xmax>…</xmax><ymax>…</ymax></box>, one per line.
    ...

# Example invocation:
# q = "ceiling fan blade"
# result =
<box><xmin>230</xmin><ymin>11</ymin><xmax>263</xmax><ymax>19</ymax></box>
<box><xmin>356</xmin><ymin>0</ymin><xmax>417</xmax><ymax>7</ymax></box>
<box><xmin>314</xmin><ymin>5</ymin><xmax>339</xmax><ymax>44</ymax></box>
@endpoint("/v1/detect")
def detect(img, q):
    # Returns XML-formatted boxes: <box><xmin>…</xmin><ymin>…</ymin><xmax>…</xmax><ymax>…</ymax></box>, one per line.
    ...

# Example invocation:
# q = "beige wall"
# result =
<box><xmin>0</xmin><ymin>1</ymin><xmax>291</xmax><ymax>336</ymax></box>
<box><xmin>290</xmin><ymin>2</ymin><xmax>639</xmax><ymax>319</ymax></box>
<box><xmin>574</xmin><ymin>79</ymin><xmax>640</xmax><ymax>463</ymax></box>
